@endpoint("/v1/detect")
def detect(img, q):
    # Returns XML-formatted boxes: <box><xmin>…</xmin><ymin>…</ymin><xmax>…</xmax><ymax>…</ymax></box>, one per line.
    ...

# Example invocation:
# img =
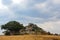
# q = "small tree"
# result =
<box><xmin>1</xmin><ymin>21</ymin><xmax>24</xmax><ymax>35</ymax></box>
<box><xmin>54</xmin><ymin>33</ymin><xmax>58</xmax><ymax>36</ymax></box>
<box><xmin>47</xmin><ymin>32</ymin><xmax>51</xmax><ymax>35</ymax></box>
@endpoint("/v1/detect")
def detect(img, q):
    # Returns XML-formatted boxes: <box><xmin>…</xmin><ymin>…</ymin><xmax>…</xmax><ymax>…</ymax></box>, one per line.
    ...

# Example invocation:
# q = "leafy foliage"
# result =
<box><xmin>1</xmin><ymin>21</ymin><xmax>54</xmax><ymax>35</ymax></box>
<box><xmin>26</xmin><ymin>23</ymin><xmax>47</xmax><ymax>34</ymax></box>
<box><xmin>1</xmin><ymin>21</ymin><xmax>24</xmax><ymax>35</ymax></box>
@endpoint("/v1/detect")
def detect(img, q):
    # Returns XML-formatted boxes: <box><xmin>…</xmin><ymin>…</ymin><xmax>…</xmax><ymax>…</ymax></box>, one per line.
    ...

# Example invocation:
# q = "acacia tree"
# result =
<box><xmin>1</xmin><ymin>21</ymin><xmax>24</xmax><ymax>35</ymax></box>
<box><xmin>26</xmin><ymin>23</ymin><xmax>47</xmax><ymax>35</ymax></box>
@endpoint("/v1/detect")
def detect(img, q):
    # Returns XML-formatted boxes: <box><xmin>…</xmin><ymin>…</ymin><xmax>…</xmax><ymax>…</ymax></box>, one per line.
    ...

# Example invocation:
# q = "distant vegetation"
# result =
<box><xmin>1</xmin><ymin>21</ymin><xmax>59</xmax><ymax>36</ymax></box>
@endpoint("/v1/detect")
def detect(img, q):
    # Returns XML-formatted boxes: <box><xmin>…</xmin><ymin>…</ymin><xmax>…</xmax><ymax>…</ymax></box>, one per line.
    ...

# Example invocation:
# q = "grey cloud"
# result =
<box><xmin>2</xmin><ymin>0</ymin><xmax>12</xmax><ymax>5</ymax></box>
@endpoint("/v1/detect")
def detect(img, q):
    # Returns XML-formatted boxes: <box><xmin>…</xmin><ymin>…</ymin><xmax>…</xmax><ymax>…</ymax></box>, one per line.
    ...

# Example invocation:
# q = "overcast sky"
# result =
<box><xmin>0</xmin><ymin>0</ymin><xmax>60</xmax><ymax>35</ymax></box>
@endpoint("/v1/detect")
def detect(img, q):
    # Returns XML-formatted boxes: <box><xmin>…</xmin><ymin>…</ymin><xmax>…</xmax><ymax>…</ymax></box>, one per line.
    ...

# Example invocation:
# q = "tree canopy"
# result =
<box><xmin>1</xmin><ymin>21</ymin><xmax>53</xmax><ymax>35</ymax></box>
<box><xmin>1</xmin><ymin>21</ymin><xmax>24</xmax><ymax>35</ymax></box>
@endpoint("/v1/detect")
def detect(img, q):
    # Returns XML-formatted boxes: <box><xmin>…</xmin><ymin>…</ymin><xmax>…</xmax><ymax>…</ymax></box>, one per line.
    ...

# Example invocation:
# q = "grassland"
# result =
<box><xmin>0</xmin><ymin>35</ymin><xmax>60</xmax><ymax>40</ymax></box>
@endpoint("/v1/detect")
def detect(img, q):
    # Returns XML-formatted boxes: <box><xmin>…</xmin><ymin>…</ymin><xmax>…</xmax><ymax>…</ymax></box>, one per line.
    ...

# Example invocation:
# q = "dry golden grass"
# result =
<box><xmin>0</xmin><ymin>35</ymin><xmax>60</xmax><ymax>40</ymax></box>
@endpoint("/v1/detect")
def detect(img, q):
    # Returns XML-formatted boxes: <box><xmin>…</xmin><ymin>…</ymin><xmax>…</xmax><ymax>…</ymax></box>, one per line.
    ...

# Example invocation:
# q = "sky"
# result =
<box><xmin>0</xmin><ymin>0</ymin><xmax>60</xmax><ymax>35</ymax></box>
